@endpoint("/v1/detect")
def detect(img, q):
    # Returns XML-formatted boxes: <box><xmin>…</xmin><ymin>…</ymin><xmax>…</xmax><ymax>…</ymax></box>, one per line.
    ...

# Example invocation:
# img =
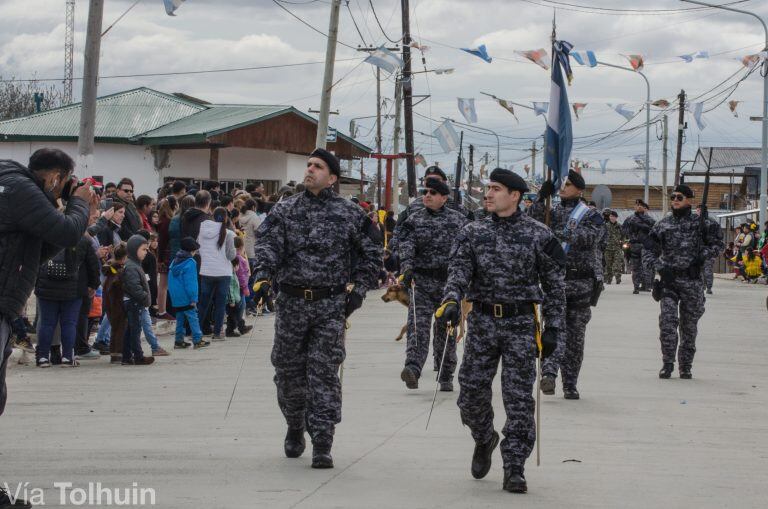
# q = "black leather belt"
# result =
<box><xmin>414</xmin><ymin>267</ymin><xmax>448</xmax><ymax>279</ymax></box>
<box><xmin>565</xmin><ymin>268</ymin><xmax>594</xmax><ymax>281</ymax></box>
<box><xmin>473</xmin><ymin>301</ymin><xmax>535</xmax><ymax>319</ymax></box>
<box><xmin>280</xmin><ymin>284</ymin><xmax>346</xmax><ymax>301</ymax></box>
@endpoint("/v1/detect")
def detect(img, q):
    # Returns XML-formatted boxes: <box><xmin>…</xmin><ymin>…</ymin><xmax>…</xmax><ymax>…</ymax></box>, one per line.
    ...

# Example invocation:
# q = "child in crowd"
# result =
<box><xmin>226</xmin><ymin>236</ymin><xmax>253</xmax><ymax>337</ymax></box>
<box><xmin>121</xmin><ymin>235</ymin><xmax>155</xmax><ymax>365</ymax></box>
<box><xmin>169</xmin><ymin>237</ymin><xmax>209</xmax><ymax>349</ymax></box>
<box><xmin>102</xmin><ymin>243</ymin><xmax>128</xmax><ymax>364</ymax></box>
<box><xmin>137</xmin><ymin>230</ymin><xmax>168</xmax><ymax>356</ymax></box>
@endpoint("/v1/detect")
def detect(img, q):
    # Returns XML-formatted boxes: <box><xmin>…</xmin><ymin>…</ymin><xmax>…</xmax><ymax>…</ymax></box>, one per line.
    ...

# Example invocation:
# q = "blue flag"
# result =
<box><xmin>164</xmin><ymin>0</ymin><xmax>186</xmax><ymax>16</ymax></box>
<box><xmin>545</xmin><ymin>40</ymin><xmax>573</xmax><ymax>190</ymax></box>
<box><xmin>460</xmin><ymin>44</ymin><xmax>492</xmax><ymax>63</ymax></box>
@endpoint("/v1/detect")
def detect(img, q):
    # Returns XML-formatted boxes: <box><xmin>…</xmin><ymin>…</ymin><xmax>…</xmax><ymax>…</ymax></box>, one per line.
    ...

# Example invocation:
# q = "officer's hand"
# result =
<box><xmin>538</xmin><ymin>180</ymin><xmax>555</xmax><ymax>201</ymax></box>
<box><xmin>435</xmin><ymin>300</ymin><xmax>460</xmax><ymax>326</ymax></box>
<box><xmin>540</xmin><ymin>328</ymin><xmax>558</xmax><ymax>359</ymax></box>
<box><xmin>398</xmin><ymin>269</ymin><xmax>414</xmax><ymax>288</ymax></box>
<box><xmin>345</xmin><ymin>291</ymin><xmax>364</xmax><ymax>318</ymax></box>
<box><xmin>695</xmin><ymin>250</ymin><xmax>709</xmax><ymax>266</ymax></box>
<box><xmin>252</xmin><ymin>279</ymin><xmax>271</xmax><ymax>300</ymax></box>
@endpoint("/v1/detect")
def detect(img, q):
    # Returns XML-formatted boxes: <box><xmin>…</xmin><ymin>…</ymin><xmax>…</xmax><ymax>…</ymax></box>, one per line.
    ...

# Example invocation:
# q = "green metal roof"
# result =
<box><xmin>0</xmin><ymin>88</ymin><xmax>205</xmax><ymax>141</ymax></box>
<box><xmin>137</xmin><ymin>105</ymin><xmax>290</xmax><ymax>143</ymax></box>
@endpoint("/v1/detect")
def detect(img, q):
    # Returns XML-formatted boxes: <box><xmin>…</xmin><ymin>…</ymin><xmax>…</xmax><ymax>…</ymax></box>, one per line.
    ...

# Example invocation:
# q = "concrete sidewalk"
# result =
<box><xmin>3</xmin><ymin>278</ymin><xmax>768</xmax><ymax>508</ymax></box>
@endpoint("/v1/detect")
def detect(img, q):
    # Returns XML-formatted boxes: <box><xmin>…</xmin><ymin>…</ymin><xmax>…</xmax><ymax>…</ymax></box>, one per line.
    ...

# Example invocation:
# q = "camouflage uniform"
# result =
<box><xmin>390</xmin><ymin>195</ymin><xmax>470</xmax><ymax>254</ymax></box>
<box><xmin>252</xmin><ymin>188</ymin><xmax>381</xmax><ymax>447</ymax></box>
<box><xmin>646</xmin><ymin>208</ymin><xmax>724</xmax><ymax>370</ymax></box>
<box><xmin>622</xmin><ymin>211</ymin><xmax>656</xmax><ymax>290</ymax></box>
<box><xmin>700</xmin><ymin>217</ymin><xmax>718</xmax><ymax>292</ymax></box>
<box><xmin>399</xmin><ymin>205</ymin><xmax>469</xmax><ymax>381</ymax></box>
<box><xmin>604</xmin><ymin>221</ymin><xmax>625</xmax><ymax>284</ymax></box>
<box><xmin>530</xmin><ymin>199</ymin><xmax>604</xmax><ymax>391</ymax></box>
<box><xmin>443</xmin><ymin>211</ymin><xmax>566</xmax><ymax>471</ymax></box>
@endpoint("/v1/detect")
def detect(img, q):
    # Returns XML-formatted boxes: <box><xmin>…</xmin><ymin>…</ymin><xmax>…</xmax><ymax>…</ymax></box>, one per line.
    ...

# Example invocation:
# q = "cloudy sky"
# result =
<box><xmin>1</xmin><ymin>0</ymin><xmax>767</xmax><ymax>182</ymax></box>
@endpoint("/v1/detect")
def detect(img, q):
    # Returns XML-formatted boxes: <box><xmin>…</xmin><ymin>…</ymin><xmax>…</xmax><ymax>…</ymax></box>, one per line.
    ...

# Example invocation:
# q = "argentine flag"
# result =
<box><xmin>164</xmin><ymin>0</ymin><xmax>186</xmax><ymax>16</ymax></box>
<box><xmin>364</xmin><ymin>47</ymin><xmax>404</xmax><ymax>75</ymax></box>
<box><xmin>545</xmin><ymin>41</ymin><xmax>574</xmax><ymax>190</ymax></box>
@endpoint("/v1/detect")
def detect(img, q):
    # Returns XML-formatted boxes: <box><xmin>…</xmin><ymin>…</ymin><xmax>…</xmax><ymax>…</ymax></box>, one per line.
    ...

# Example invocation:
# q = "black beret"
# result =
<box><xmin>424</xmin><ymin>178</ymin><xmax>450</xmax><ymax>196</ymax></box>
<box><xmin>490</xmin><ymin>168</ymin><xmax>529</xmax><ymax>192</ymax></box>
<box><xmin>181</xmin><ymin>237</ymin><xmax>200</xmax><ymax>252</ymax></box>
<box><xmin>424</xmin><ymin>165</ymin><xmax>447</xmax><ymax>181</ymax></box>
<box><xmin>635</xmin><ymin>198</ymin><xmax>649</xmax><ymax>209</ymax></box>
<box><xmin>567</xmin><ymin>169</ymin><xmax>586</xmax><ymax>190</ymax></box>
<box><xmin>609</xmin><ymin>210</ymin><xmax>619</xmax><ymax>218</ymax></box>
<box><xmin>310</xmin><ymin>148</ymin><xmax>341</xmax><ymax>177</ymax></box>
<box><xmin>674</xmin><ymin>184</ymin><xmax>694</xmax><ymax>198</ymax></box>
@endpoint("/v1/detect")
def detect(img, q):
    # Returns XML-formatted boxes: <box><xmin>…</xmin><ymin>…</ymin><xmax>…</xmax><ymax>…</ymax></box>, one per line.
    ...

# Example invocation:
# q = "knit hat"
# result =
<box><xmin>181</xmin><ymin>237</ymin><xmax>200</xmax><ymax>252</ymax></box>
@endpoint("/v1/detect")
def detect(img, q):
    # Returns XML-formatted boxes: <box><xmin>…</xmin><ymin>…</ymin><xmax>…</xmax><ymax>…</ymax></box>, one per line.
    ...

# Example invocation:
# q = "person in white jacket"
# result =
<box><xmin>197</xmin><ymin>207</ymin><xmax>236</xmax><ymax>340</ymax></box>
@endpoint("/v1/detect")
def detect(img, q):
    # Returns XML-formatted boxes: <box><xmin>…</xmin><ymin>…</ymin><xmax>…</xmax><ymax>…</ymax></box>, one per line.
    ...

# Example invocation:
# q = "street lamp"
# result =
<box><xmin>682</xmin><ymin>0</ymin><xmax>768</xmax><ymax>227</ymax></box>
<box><xmin>595</xmin><ymin>60</ymin><xmax>651</xmax><ymax>204</ymax></box>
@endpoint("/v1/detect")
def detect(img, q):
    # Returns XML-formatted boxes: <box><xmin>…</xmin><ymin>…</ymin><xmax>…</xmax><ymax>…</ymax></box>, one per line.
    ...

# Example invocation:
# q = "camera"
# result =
<box><xmin>60</xmin><ymin>176</ymin><xmax>102</xmax><ymax>202</ymax></box>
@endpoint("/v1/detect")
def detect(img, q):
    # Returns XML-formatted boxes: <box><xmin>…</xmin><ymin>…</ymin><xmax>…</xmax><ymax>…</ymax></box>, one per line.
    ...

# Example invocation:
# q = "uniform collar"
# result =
<box><xmin>560</xmin><ymin>197</ymin><xmax>580</xmax><ymax>207</ymax></box>
<box><xmin>426</xmin><ymin>204</ymin><xmax>445</xmax><ymax>215</ymax></box>
<box><xmin>492</xmin><ymin>208</ymin><xmax>523</xmax><ymax>224</ymax></box>
<box><xmin>304</xmin><ymin>187</ymin><xmax>334</xmax><ymax>201</ymax></box>
<box><xmin>672</xmin><ymin>206</ymin><xmax>692</xmax><ymax>218</ymax></box>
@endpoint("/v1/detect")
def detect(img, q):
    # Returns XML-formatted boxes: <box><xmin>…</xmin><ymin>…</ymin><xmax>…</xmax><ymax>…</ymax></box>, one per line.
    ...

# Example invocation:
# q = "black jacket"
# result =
<box><xmin>113</xmin><ymin>195</ymin><xmax>141</xmax><ymax>241</ymax></box>
<box><xmin>92</xmin><ymin>216</ymin><xmax>121</xmax><ymax>248</ymax></box>
<box><xmin>0</xmin><ymin>160</ymin><xmax>89</xmax><ymax>319</ymax></box>
<box><xmin>35</xmin><ymin>236</ymin><xmax>98</xmax><ymax>301</ymax></box>
<box><xmin>181</xmin><ymin>208</ymin><xmax>211</xmax><ymax>240</ymax></box>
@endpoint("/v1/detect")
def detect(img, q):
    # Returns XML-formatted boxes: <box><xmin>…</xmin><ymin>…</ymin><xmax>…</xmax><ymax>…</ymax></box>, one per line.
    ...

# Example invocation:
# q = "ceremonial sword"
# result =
<box><xmin>426</xmin><ymin>323</ymin><xmax>455</xmax><ymax>430</ymax></box>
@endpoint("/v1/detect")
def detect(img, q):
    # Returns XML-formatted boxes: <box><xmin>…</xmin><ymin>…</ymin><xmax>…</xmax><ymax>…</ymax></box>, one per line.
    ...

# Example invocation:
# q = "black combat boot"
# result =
<box><xmin>679</xmin><ymin>366</ymin><xmax>692</xmax><ymax>379</ymax></box>
<box><xmin>311</xmin><ymin>444</ymin><xmax>334</xmax><ymax>469</ymax></box>
<box><xmin>540</xmin><ymin>375</ymin><xmax>556</xmax><ymax>395</ymax></box>
<box><xmin>400</xmin><ymin>366</ymin><xmax>418</xmax><ymax>389</ymax></box>
<box><xmin>439</xmin><ymin>381</ymin><xmax>454</xmax><ymax>392</ymax></box>
<box><xmin>284</xmin><ymin>428</ymin><xmax>306</xmax><ymax>458</ymax></box>
<box><xmin>633</xmin><ymin>287</ymin><xmax>640</xmax><ymax>295</ymax></box>
<box><xmin>658</xmin><ymin>362</ymin><xmax>674</xmax><ymax>379</ymax></box>
<box><xmin>503</xmin><ymin>467</ymin><xmax>527</xmax><ymax>493</ymax></box>
<box><xmin>563</xmin><ymin>385</ymin><xmax>580</xmax><ymax>400</ymax></box>
<box><xmin>471</xmin><ymin>431</ymin><xmax>499</xmax><ymax>479</ymax></box>
<box><xmin>606</xmin><ymin>279</ymin><xmax>612</xmax><ymax>285</ymax></box>
<box><xmin>616</xmin><ymin>276</ymin><xmax>621</xmax><ymax>284</ymax></box>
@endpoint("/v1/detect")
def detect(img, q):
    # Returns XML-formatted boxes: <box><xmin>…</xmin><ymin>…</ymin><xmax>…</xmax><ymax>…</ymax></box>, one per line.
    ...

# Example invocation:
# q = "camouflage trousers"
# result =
<box><xmin>543</xmin><ymin>279</ymin><xmax>592</xmax><ymax>389</ymax></box>
<box><xmin>701</xmin><ymin>258</ymin><xmax>715</xmax><ymax>291</ymax></box>
<box><xmin>659</xmin><ymin>277</ymin><xmax>705</xmax><ymax>368</ymax></box>
<box><xmin>604</xmin><ymin>248</ymin><xmax>624</xmax><ymax>283</ymax></box>
<box><xmin>457</xmin><ymin>310</ymin><xmax>537</xmax><ymax>470</ymax></box>
<box><xmin>630</xmin><ymin>249</ymin><xmax>652</xmax><ymax>289</ymax></box>
<box><xmin>271</xmin><ymin>292</ymin><xmax>346</xmax><ymax>447</ymax></box>
<box><xmin>405</xmin><ymin>276</ymin><xmax>456</xmax><ymax>381</ymax></box>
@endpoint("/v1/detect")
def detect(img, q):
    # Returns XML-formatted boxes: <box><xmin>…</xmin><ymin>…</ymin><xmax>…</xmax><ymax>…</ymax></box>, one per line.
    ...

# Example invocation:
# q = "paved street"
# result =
<box><xmin>3</xmin><ymin>277</ymin><xmax>768</xmax><ymax>508</ymax></box>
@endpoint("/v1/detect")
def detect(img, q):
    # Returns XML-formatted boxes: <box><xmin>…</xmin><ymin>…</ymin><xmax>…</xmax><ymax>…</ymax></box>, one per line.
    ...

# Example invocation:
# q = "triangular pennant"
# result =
<box><xmin>652</xmin><ymin>99</ymin><xmax>670</xmax><ymax>108</ymax></box>
<box><xmin>515</xmin><ymin>48</ymin><xmax>549</xmax><ymax>70</ymax></box>
<box><xmin>533</xmin><ymin>102</ymin><xmax>549</xmax><ymax>116</ymax></box>
<box><xmin>599</xmin><ymin>159</ymin><xmax>609</xmax><ymax>174</ymax></box>
<box><xmin>608</xmin><ymin>103</ymin><xmax>635</xmax><ymax>121</ymax></box>
<box><xmin>493</xmin><ymin>98</ymin><xmax>519</xmax><ymax>123</ymax></box>
<box><xmin>622</xmin><ymin>54</ymin><xmax>644</xmax><ymax>71</ymax></box>
<box><xmin>460</xmin><ymin>44</ymin><xmax>492</xmax><ymax>63</ymax></box>
<box><xmin>571</xmin><ymin>50</ymin><xmax>597</xmax><ymax>67</ymax></box>
<box><xmin>572</xmin><ymin>103</ymin><xmax>587</xmax><ymax>119</ymax></box>
<box><xmin>729</xmin><ymin>100</ymin><xmax>740</xmax><ymax>117</ymax></box>
<box><xmin>457</xmin><ymin>98</ymin><xmax>478</xmax><ymax>123</ymax></box>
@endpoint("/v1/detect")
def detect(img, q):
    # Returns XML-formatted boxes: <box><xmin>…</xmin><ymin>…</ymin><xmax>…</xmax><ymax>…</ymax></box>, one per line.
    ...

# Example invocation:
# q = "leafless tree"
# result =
<box><xmin>0</xmin><ymin>77</ymin><xmax>64</xmax><ymax>120</ymax></box>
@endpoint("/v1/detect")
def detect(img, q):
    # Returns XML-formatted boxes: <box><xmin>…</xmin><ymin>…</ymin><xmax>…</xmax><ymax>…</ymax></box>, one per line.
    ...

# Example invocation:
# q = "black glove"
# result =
<box><xmin>345</xmin><ymin>292</ymin><xmax>364</xmax><ymax>318</ymax></box>
<box><xmin>435</xmin><ymin>300</ymin><xmax>460</xmax><ymax>326</ymax></box>
<box><xmin>540</xmin><ymin>328</ymin><xmax>558</xmax><ymax>359</ymax></box>
<box><xmin>538</xmin><ymin>180</ymin><xmax>555</xmax><ymax>202</ymax></box>
<box><xmin>658</xmin><ymin>265</ymin><xmax>675</xmax><ymax>283</ymax></box>
<box><xmin>398</xmin><ymin>269</ymin><xmax>414</xmax><ymax>288</ymax></box>
<box><xmin>694</xmin><ymin>250</ymin><xmax>709</xmax><ymax>266</ymax></box>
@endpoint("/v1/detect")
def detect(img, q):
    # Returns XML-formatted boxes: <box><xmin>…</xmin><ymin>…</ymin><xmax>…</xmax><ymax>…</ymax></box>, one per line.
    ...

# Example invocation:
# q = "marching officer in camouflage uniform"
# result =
<box><xmin>622</xmin><ymin>199</ymin><xmax>655</xmax><ymax>294</ymax></box>
<box><xmin>251</xmin><ymin>148</ymin><xmax>381</xmax><ymax>469</ymax></box>
<box><xmin>398</xmin><ymin>179</ymin><xmax>470</xmax><ymax>392</ymax></box>
<box><xmin>696</xmin><ymin>205</ymin><xmax>717</xmax><ymax>294</ymax></box>
<box><xmin>436</xmin><ymin>168</ymin><xmax>565</xmax><ymax>494</ymax></box>
<box><xmin>604</xmin><ymin>210</ymin><xmax>625</xmax><ymax>284</ymax></box>
<box><xmin>529</xmin><ymin>170</ymin><xmax>604</xmax><ymax>400</ymax></box>
<box><xmin>390</xmin><ymin>166</ymin><xmax>470</xmax><ymax>254</ymax></box>
<box><xmin>646</xmin><ymin>185</ymin><xmax>723</xmax><ymax>379</ymax></box>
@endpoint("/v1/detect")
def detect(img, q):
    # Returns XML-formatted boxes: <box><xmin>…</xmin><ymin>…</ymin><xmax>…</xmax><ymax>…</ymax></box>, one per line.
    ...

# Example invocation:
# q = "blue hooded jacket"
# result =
<box><xmin>168</xmin><ymin>250</ymin><xmax>198</xmax><ymax>307</ymax></box>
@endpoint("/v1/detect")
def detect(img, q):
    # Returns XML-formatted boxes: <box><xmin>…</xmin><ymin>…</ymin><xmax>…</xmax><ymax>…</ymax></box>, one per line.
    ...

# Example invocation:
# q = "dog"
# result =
<box><xmin>381</xmin><ymin>284</ymin><xmax>471</xmax><ymax>342</ymax></box>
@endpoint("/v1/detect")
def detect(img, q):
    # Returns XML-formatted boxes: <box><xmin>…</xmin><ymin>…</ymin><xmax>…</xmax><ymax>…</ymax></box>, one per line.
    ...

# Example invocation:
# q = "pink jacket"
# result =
<box><xmin>236</xmin><ymin>254</ymin><xmax>250</xmax><ymax>296</ymax></box>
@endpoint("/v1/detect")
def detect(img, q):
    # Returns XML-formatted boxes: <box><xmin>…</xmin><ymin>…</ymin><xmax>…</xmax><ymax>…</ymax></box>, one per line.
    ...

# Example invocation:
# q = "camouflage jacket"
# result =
<box><xmin>622</xmin><ymin>211</ymin><xmax>655</xmax><ymax>245</ymax></box>
<box><xmin>398</xmin><ymin>205</ymin><xmax>470</xmax><ymax>274</ymax></box>
<box><xmin>252</xmin><ymin>188</ymin><xmax>382</xmax><ymax>297</ymax></box>
<box><xmin>645</xmin><ymin>207</ymin><xmax>724</xmax><ymax>273</ymax></box>
<box><xmin>391</xmin><ymin>195</ymin><xmax>471</xmax><ymax>254</ymax></box>
<box><xmin>605</xmin><ymin>221</ymin><xmax>624</xmax><ymax>251</ymax></box>
<box><xmin>528</xmin><ymin>198</ymin><xmax>604</xmax><ymax>277</ymax></box>
<box><xmin>443</xmin><ymin>211</ymin><xmax>566</xmax><ymax>329</ymax></box>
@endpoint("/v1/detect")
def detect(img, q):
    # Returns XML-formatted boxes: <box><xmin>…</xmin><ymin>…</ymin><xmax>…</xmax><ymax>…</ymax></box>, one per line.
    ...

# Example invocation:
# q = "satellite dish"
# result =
<box><xmin>591</xmin><ymin>185</ymin><xmax>612</xmax><ymax>210</ymax></box>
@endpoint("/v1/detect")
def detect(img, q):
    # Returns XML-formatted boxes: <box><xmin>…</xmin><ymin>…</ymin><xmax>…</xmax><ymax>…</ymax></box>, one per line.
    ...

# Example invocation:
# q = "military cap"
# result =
<box><xmin>673</xmin><ymin>184</ymin><xmax>694</xmax><ymax>198</ymax></box>
<box><xmin>310</xmin><ymin>148</ymin><xmax>341</xmax><ymax>177</ymax></box>
<box><xmin>635</xmin><ymin>198</ymin><xmax>649</xmax><ymax>209</ymax></box>
<box><xmin>424</xmin><ymin>165</ymin><xmax>448</xmax><ymax>181</ymax></box>
<box><xmin>567</xmin><ymin>169</ymin><xmax>586</xmax><ymax>190</ymax></box>
<box><xmin>490</xmin><ymin>168</ymin><xmax>529</xmax><ymax>192</ymax></box>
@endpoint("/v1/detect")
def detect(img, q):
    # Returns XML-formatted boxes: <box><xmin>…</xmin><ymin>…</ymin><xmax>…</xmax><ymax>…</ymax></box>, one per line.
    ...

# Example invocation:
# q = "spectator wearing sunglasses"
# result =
<box><xmin>113</xmin><ymin>177</ymin><xmax>142</xmax><ymax>241</ymax></box>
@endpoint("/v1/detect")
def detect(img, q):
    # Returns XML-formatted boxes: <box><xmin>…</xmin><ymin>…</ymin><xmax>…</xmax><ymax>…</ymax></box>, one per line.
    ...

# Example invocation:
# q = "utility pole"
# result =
<box><xmin>376</xmin><ymin>68</ymin><xmax>382</xmax><ymax>207</ymax></box>
<box><xmin>467</xmin><ymin>144</ymin><xmax>474</xmax><ymax>210</ymax></box>
<box><xmin>401</xmin><ymin>0</ymin><xmax>417</xmax><ymax>197</ymax></box>
<box><xmin>315</xmin><ymin>0</ymin><xmax>342</xmax><ymax>149</ymax></box>
<box><xmin>392</xmin><ymin>79</ymin><xmax>403</xmax><ymax>212</ymax></box>
<box><xmin>77</xmin><ymin>0</ymin><xmax>104</xmax><ymax>174</ymax></box>
<box><xmin>64</xmin><ymin>0</ymin><xmax>75</xmax><ymax>105</ymax></box>
<box><xmin>531</xmin><ymin>141</ymin><xmax>537</xmax><ymax>182</ymax></box>
<box><xmin>674</xmin><ymin>89</ymin><xmax>686</xmax><ymax>186</ymax></box>
<box><xmin>662</xmin><ymin>114</ymin><xmax>669</xmax><ymax>214</ymax></box>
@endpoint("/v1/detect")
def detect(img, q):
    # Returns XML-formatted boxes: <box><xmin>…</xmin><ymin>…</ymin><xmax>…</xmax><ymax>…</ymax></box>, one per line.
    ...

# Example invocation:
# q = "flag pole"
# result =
<box><xmin>544</xmin><ymin>11</ymin><xmax>556</xmax><ymax>227</ymax></box>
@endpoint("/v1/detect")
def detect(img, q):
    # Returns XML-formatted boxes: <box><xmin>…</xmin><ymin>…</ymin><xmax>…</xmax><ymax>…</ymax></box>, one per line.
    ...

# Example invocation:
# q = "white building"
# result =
<box><xmin>0</xmin><ymin>87</ymin><xmax>371</xmax><ymax>196</ymax></box>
